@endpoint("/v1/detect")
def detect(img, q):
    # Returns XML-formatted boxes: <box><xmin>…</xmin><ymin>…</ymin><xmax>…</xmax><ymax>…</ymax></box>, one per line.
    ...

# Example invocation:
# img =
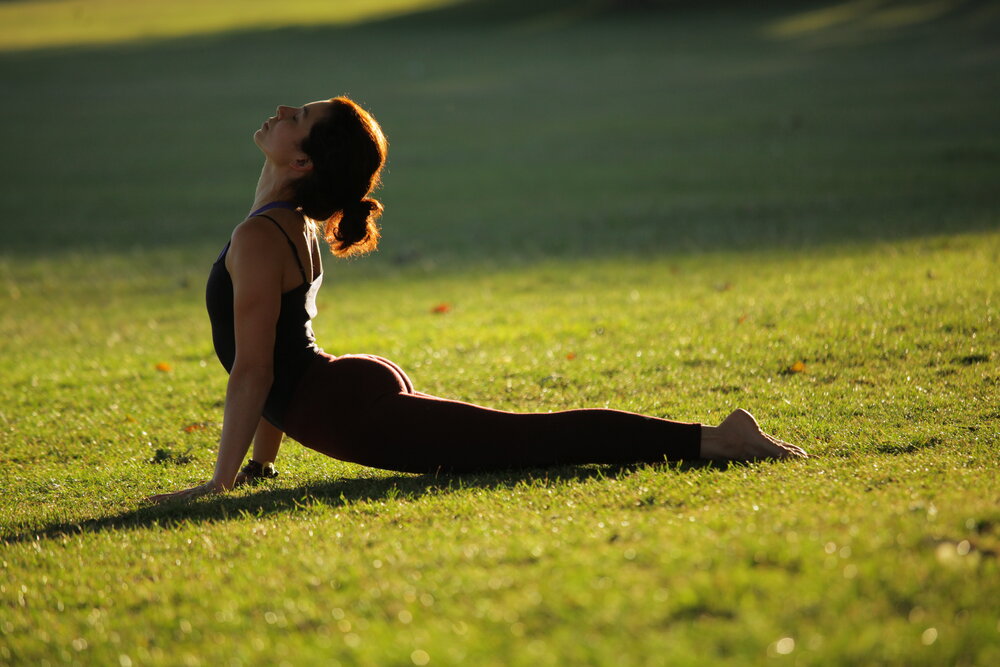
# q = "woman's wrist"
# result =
<box><xmin>208</xmin><ymin>477</ymin><xmax>232</xmax><ymax>492</ymax></box>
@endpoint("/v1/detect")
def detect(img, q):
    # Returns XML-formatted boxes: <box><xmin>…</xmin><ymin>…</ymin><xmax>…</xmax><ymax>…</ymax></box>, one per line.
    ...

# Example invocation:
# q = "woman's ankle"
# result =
<box><xmin>699</xmin><ymin>424</ymin><xmax>727</xmax><ymax>460</ymax></box>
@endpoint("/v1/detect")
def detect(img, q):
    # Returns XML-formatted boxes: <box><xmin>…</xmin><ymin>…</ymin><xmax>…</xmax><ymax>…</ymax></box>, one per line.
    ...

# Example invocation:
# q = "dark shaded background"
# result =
<box><xmin>0</xmin><ymin>0</ymin><xmax>997</xmax><ymax>264</ymax></box>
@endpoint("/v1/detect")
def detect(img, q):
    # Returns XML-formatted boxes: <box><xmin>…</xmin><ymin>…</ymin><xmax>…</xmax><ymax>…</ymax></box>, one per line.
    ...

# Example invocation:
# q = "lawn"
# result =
<box><xmin>1</xmin><ymin>0</ymin><xmax>998</xmax><ymax>664</ymax></box>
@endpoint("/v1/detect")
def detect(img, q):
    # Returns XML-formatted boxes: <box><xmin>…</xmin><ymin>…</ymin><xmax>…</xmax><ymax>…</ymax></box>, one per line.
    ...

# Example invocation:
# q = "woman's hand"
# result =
<box><xmin>145</xmin><ymin>479</ymin><xmax>227</xmax><ymax>505</ymax></box>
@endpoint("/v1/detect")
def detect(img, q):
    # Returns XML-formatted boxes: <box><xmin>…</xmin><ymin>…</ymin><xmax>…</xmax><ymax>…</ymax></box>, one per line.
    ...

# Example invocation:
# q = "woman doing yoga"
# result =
<box><xmin>147</xmin><ymin>97</ymin><xmax>806</xmax><ymax>504</ymax></box>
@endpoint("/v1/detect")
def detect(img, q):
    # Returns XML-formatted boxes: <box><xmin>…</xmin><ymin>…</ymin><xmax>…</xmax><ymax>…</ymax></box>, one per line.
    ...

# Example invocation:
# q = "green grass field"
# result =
<box><xmin>1</xmin><ymin>0</ymin><xmax>998</xmax><ymax>664</ymax></box>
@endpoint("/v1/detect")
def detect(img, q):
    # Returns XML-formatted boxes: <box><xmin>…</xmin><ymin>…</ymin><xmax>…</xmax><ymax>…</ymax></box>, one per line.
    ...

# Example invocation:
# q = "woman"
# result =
<box><xmin>147</xmin><ymin>97</ymin><xmax>806</xmax><ymax>503</ymax></box>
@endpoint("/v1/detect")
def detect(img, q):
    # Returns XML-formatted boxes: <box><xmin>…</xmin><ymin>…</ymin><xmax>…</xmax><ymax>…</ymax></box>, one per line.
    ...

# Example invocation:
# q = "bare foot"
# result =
<box><xmin>699</xmin><ymin>409</ymin><xmax>808</xmax><ymax>461</ymax></box>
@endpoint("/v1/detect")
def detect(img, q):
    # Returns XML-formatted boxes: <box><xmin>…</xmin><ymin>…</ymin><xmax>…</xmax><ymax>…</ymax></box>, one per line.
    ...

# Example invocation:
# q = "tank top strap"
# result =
<box><xmin>256</xmin><ymin>213</ymin><xmax>309</xmax><ymax>283</ymax></box>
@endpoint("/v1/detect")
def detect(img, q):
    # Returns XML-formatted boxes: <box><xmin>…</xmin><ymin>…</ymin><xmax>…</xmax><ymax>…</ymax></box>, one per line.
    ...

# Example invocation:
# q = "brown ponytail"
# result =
<box><xmin>292</xmin><ymin>97</ymin><xmax>388</xmax><ymax>257</ymax></box>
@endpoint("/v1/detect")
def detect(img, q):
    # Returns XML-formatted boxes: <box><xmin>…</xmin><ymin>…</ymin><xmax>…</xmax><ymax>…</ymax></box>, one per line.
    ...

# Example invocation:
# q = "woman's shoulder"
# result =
<box><xmin>234</xmin><ymin>209</ymin><xmax>303</xmax><ymax>241</ymax></box>
<box><xmin>231</xmin><ymin>210</ymin><xmax>288</xmax><ymax>242</ymax></box>
<box><xmin>228</xmin><ymin>217</ymin><xmax>288</xmax><ymax>267</ymax></box>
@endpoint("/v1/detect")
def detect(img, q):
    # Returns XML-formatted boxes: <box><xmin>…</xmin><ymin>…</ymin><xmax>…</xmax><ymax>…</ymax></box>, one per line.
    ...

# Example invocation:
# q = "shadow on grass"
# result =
<box><xmin>873</xmin><ymin>437</ymin><xmax>943</xmax><ymax>456</ymax></box>
<box><xmin>3</xmin><ymin>459</ymin><xmax>731</xmax><ymax>545</ymax></box>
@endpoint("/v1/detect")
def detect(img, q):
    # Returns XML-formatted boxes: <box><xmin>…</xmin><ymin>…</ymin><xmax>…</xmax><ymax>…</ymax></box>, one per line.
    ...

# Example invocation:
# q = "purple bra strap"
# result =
<box><xmin>249</xmin><ymin>201</ymin><xmax>298</xmax><ymax>218</ymax></box>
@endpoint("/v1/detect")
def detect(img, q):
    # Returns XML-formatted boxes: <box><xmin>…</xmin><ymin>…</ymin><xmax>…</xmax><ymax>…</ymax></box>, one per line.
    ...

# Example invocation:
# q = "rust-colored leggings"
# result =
<box><xmin>281</xmin><ymin>353</ymin><xmax>702</xmax><ymax>473</ymax></box>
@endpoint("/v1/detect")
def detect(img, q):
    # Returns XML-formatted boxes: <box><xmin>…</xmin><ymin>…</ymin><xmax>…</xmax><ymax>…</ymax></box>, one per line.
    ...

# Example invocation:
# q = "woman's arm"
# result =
<box><xmin>213</xmin><ymin>220</ymin><xmax>286</xmax><ymax>488</ymax></box>
<box><xmin>147</xmin><ymin>220</ymin><xmax>283</xmax><ymax>503</ymax></box>
<box><xmin>251</xmin><ymin>418</ymin><xmax>283</xmax><ymax>464</ymax></box>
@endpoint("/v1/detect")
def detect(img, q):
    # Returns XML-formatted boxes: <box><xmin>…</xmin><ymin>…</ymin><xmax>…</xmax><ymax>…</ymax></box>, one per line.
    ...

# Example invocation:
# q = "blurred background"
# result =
<box><xmin>0</xmin><ymin>0</ymin><xmax>997</xmax><ymax>267</ymax></box>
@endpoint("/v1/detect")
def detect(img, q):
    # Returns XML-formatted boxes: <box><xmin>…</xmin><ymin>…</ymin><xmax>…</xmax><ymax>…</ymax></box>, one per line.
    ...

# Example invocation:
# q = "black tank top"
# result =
<box><xmin>205</xmin><ymin>214</ymin><xmax>323</xmax><ymax>430</ymax></box>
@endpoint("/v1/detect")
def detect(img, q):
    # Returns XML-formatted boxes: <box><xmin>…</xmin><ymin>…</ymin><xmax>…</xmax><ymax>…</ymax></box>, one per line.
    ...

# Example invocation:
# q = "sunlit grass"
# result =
<box><xmin>2</xmin><ymin>231</ymin><xmax>997</xmax><ymax>665</ymax></box>
<box><xmin>1</xmin><ymin>1</ymin><xmax>998</xmax><ymax>664</ymax></box>
<box><xmin>766</xmin><ymin>0</ymin><xmax>959</xmax><ymax>37</ymax></box>
<box><xmin>0</xmin><ymin>0</ymin><xmax>461</xmax><ymax>51</ymax></box>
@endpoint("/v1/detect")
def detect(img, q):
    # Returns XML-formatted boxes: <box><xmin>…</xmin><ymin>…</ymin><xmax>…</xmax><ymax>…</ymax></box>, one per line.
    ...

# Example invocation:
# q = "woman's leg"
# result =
<box><xmin>283</xmin><ymin>354</ymin><xmax>701</xmax><ymax>473</ymax></box>
<box><xmin>362</xmin><ymin>391</ymin><xmax>702</xmax><ymax>473</ymax></box>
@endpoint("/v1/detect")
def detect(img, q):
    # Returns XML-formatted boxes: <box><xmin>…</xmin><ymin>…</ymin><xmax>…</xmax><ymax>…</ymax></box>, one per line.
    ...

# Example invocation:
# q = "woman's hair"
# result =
<box><xmin>292</xmin><ymin>97</ymin><xmax>388</xmax><ymax>257</ymax></box>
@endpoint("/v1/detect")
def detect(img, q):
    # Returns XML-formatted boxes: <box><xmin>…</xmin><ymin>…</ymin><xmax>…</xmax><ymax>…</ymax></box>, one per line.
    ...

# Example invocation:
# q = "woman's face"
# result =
<box><xmin>254</xmin><ymin>100</ymin><xmax>331</xmax><ymax>167</ymax></box>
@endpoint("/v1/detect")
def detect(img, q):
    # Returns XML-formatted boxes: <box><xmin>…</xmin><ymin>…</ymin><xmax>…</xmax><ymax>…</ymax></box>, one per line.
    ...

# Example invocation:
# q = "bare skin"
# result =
<box><xmin>699</xmin><ymin>409</ymin><xmax>808</xmax><ymax>461</ymax></box>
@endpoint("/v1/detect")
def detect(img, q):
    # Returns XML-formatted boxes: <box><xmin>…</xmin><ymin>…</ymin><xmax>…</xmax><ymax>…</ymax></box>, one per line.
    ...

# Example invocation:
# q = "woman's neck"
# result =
<box><xmin>250</xmin><ymin>161</ymin><xmax>298</xmax><ymax>217</ymax></box>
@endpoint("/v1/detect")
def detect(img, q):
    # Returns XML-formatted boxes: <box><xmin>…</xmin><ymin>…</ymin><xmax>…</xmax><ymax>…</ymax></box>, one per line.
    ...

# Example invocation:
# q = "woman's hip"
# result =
<box><xmin>281</xmin><ymin>352</ymin><xmax>413</xmax><ymax>446</ymax></box>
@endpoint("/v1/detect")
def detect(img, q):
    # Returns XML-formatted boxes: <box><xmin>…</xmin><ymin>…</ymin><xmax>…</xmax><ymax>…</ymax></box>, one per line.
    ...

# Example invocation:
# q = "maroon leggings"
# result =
<box><xmin>281</xmin><ymin>353</ymin><xmax>702</xmax><ymax>473</ymax></box>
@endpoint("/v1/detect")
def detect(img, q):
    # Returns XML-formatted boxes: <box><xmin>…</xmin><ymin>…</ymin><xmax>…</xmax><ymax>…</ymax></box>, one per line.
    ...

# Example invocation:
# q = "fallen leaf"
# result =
<box><xmin>431</xmin><ymin>303</ymin><xmax>451</xmax><ymax>314</ymax></box>
<box><xmin>566</xmin><ymin>352</ymin><xmax>577</xmax><ymax>360</ymax></box>
<box><xmin>183</xmin><ymin>423</ymin><xmax>207</xmax><ymax>433</ymax></box>
<box><xmin>155</xmin><ymin>362</ymin><xmax>173</xmax><ymax>372</ymax></box>
<box><xmin>737</xmin><ymin>314</ymin><xmax>748</xmax><ymax>325</ymax></box>
<box><xmin>789</xmin><ymin>360</ymin><xmax>807</xmax><ymax>373</ymax></box>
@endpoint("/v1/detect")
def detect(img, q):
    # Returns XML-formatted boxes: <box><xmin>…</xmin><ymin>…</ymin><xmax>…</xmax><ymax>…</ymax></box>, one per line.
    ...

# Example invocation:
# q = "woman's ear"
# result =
<box><xmin>290</xmin><ymin>155</ymin><xmax>313</xmax><ymax>173</ymax></box>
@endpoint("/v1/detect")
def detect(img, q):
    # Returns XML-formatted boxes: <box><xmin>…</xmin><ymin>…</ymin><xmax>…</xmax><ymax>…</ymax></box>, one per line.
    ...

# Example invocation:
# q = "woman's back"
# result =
<box><xmin>206</xmin><ymin>205</ymin><xmax>324</xmax><ymax>430</ymax></box>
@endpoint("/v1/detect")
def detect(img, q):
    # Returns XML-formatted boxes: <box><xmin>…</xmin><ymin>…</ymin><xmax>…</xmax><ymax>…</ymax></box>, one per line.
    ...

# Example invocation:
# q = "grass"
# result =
<box><xmin>1</xmin><ymin>0</ymin><xmax>998</xmax><ymax>664</ymax></box>
<box><xmin>0</xmin><ymin>0</ymin><xmax>462</xmax><ymax>51</ymax></box>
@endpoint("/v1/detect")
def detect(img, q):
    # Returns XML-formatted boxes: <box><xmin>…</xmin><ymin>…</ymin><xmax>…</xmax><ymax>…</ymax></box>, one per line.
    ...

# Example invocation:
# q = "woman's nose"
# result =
<box><xmin>276</xmin><ymin>105</ymin><xmax>292</xmax><ymax>118</ymax></box>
